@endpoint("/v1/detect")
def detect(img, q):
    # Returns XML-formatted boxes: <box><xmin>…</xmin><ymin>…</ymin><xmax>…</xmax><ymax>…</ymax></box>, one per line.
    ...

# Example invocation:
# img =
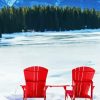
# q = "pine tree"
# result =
<box><xmin>0</xmin><ymin>6</ymin><xmax>100</xmax><ymax>34</ymax></box>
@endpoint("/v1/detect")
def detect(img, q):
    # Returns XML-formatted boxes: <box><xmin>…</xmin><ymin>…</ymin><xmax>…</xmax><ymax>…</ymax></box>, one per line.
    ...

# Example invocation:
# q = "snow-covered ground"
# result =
<box><xmin>0</xmin><ymin>29</ymin><xmax>100</xmax><ymax>100</ymax></box>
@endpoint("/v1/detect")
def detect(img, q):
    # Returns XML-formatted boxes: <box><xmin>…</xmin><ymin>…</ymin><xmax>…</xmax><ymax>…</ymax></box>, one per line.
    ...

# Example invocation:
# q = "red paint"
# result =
<box><xmin>21</xmin><ymin>66</ymin><xmax>48</xmax><ymax>100</ymax></box>
<box><xmin>66</xmin><ymin>66</ymin><xmax>95</xmax><ymax>100</ymax></box>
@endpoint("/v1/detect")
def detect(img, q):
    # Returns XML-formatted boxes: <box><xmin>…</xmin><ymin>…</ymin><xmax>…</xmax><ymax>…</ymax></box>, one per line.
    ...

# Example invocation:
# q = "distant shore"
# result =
<box><xmin>0</xmin><ymin>6</ymin><xmax>100</xmax><ymax>35</ymax></box>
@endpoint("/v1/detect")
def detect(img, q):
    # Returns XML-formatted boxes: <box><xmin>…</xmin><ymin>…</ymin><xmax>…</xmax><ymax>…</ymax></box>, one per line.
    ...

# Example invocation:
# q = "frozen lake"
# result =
<box><xmin>0</xmin><ymin>29</ymin><xmax>100</xmax><ymax>100</ymax></box>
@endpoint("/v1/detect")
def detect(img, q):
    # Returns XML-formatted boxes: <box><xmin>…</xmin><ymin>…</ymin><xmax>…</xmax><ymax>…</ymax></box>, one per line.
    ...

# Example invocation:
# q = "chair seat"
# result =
<box><xmin>76</xmin><ymin>94</ymin><xmax>91</xmax><ymax>98</ymax></box>
<box><xmin>66</xmin><ymin>90</ymin><xmax>91</xmax><ymax>98</ymax></box>
<box><xmin>23</xmin><ymin>86</ymin><xmax>46</xmax><ymax>98</ymax></box>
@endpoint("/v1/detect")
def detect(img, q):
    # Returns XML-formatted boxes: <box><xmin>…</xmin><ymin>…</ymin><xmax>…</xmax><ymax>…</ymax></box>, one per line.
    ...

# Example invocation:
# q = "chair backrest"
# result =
<box><xmin>72</xmin><ymin>66</ymin><xmax>95</xmax><ymax>97</ymax></box>
<box><xmin>24</xmin><ymin>66</ymin><xmax>48</xmax><ymax>97</ymax></box>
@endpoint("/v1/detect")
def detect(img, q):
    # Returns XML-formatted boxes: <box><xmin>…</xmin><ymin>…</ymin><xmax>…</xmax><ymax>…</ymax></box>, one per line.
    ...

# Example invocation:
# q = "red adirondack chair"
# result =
<box><xmin>65</xmin><ymin>66</ymin><xmax>95</xmax><ymax>100</ymax></box>
<box><xmin>21</xmin><ymin>66</ymin><xmax>48</xmax><ymax>100</ymax></box>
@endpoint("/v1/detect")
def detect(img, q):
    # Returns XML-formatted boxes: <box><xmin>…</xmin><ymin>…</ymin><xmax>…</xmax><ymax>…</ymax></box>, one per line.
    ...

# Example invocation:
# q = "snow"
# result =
<box><xmin>0</xmin><ymin>29</ymin><xmax>100</xmax><ymax>100</ymax></box>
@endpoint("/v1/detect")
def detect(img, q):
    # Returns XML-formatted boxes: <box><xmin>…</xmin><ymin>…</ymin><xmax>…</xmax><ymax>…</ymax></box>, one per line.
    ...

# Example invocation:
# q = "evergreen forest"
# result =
<box><xmin>0</xmin><ymin>6</ymin><xmax>100</xmax><ymax>37</ymax></box>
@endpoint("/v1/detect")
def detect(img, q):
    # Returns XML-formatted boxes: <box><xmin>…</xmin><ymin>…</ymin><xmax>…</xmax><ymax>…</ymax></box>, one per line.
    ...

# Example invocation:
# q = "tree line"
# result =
<box><xmin>0</xmin><ymin>6</ymin><xmax>100</xmax><ymax>36</ymax></box>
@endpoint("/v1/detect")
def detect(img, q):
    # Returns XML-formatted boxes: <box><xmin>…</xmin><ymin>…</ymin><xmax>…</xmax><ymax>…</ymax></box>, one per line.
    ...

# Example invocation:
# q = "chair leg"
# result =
<box><xmin>44</xmin><ymin>97</ymin><xmax>46</xmax><ymax>100</ymax></box>
<box><xmin>72</xmin><ymin>97</ymin><xmax>75</xmax><ymax>100</ymax></box>
<box><xmin>23</xmin><ymin>92</ymin><xmax>27</xmax><ymax>100</ymax></box>
<box><xmin>23</xmin><ymin>98</ymin><xmax>27</xmax><ymax>100</ymax></box>
<box><xmin>65</xmin><ymin>96</ymin><xmax>66</xmax><ymax>100</ymax></box>
<box><xmin>90</xmin><ymin>98</ymin><xmax>93</xmax><ymax>100</ymax></box>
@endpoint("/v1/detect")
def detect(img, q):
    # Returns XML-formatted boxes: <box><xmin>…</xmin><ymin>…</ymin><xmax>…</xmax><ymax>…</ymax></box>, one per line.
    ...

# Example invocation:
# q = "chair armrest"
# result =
<box><xmin>20</xmin><ymin>85</ymin><xmax>26</xmax><ymax>87</ymax></box>
<box><xmin>44</xmin><ymin>86</ymin><xmax>49</xmax><ymax>90</ymax></box>
<box><xmin>43</xmin><ymin>86</ymin><xmax>49</xmax><ymax>97</ymax></box>
<box><xmin>65</xmin><ymin>85</ymin><xmax>70</xmax><ymax>86</ymax></box>
<box><xmin>65</xmin><ymin>85</ymin><xmax>75</xmax><ymax>88</ymax></box>
<box><xmin>93</xmin><ymin>86</ymin><xmax>95</xmax><ymax>88</ymax></box>
<box><xmin>20</xmin><ymin>85</ymin><xmax>26</xmax><ymax>91</ymax></box>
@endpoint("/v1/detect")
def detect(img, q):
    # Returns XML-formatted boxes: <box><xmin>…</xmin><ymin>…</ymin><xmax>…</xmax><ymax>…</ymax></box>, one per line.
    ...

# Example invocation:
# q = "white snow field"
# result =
<box><xmin>0</xmin><ymin>29</ymin><xmax>100</xmax><ymax>100</ymax></box>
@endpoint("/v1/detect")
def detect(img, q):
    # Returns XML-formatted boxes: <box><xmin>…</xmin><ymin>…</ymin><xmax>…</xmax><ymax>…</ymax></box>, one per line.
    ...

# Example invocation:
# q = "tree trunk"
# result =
<box><xmin>0</xmin><ymin>33</ymin><xmax>2</xmax><ymax>38</ymax></box>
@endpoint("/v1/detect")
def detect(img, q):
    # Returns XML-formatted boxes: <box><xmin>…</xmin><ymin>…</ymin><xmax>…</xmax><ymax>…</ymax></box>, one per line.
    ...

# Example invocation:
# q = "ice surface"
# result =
<box><xmin>0</xmin><ymin>29</ymin><xmax>100</xmax><ymax>100</ymax></box>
